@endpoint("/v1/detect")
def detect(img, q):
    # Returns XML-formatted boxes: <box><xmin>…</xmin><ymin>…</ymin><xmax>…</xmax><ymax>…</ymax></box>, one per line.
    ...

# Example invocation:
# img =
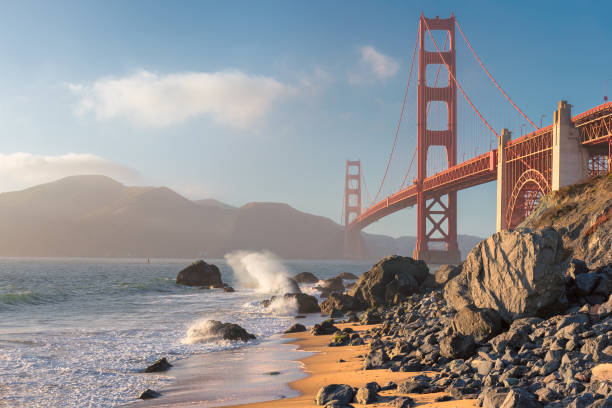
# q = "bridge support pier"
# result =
<box><xmin>496</xmin><ymin>128</ymin><xmax>511</xmax><ymax>231</ymax></box>
<box><xmin>552</xmin><ymin>100</ymin><xmax>588</xmax><ymax>190</ymax></box>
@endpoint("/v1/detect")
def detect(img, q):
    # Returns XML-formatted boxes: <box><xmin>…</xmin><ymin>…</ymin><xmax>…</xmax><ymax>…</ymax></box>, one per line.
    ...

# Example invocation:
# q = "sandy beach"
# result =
<box><xmin>228</xmin><ymin>323</ymin><xmax>477</xmax><ymax>408</ymax></box>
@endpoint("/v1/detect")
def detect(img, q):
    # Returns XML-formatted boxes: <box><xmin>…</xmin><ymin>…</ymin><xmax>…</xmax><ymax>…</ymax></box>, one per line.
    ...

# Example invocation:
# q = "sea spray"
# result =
<box><xmin>264</xmin><ymin>296</ymin><xmax>298</xmax><ymax>315</ymax></box>
<box><xmin>225</xmin><ymin>250</ymin><xmax>299</xmax><ymax>294</ymax></box>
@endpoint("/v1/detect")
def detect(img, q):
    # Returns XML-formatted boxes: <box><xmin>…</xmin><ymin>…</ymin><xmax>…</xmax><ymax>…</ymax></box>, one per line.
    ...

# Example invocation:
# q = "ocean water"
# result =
<box><xmin>0</xmin><ymin>256</ymin><xmax>374</xmax><ymax>407</ymax></box>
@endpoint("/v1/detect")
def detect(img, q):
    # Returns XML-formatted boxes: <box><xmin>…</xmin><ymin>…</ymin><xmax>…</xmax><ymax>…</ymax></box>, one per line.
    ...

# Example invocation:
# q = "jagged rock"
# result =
<box><xmin>451</xmin><ymin>228</ymin><xmax>570</xmax><ymax>323</ymax></box>
<box><xmin>439</xmin><ymin>332</ymin><xmax>476</xmax><ymax>360</ymax></box>
<box><xmin>203</xmin><ymin>320</ymin><xmax>256</xmax><ymax>341</ymax></box>
<box><xmin>451</xmin><ymin>305</ymin><xmax>503</xmax><ymax>342</ymax></box>
<box><xmin>488</xmin><ymin>318</ymin><xmax>540</xmax><ymax>354</ymax></box>
<box><xmin>336</xmin><ymin>272</ymin><xmax>359</xmax><ymax>280</ymax></box>
<box><xmin>315</xmin><ymin>384</ymin><xmax>354</xmax><ymax>406</ymax></box>
<box><xmin>397</xmin><ymin>379</ymin><xmax>429</xmax><ymax>394</ymax></box>
<box><xmin>519</xmin><ymin>174</ymin><xmax>612</xmax><ymax>268</ymax></box>
<box><xmin>478</xmin><ymin>387</ymin><xmax>510</xmax><ymax>408</ymax></box>
<box><xmin>310</xmin><ymin>319</ymin><xmax>339</xmax><ymax>335</ymax></box>
<box><xmin>435</xmin><ymin>264</ymin><xmax>462</xmax><ymax>286</ymax></box>
<box><xmin>176</xmin><ymin>260</ymin><xmax>223</xmax><ymax>287</ymax></box>
<box><xmin>320</xmin><ymin>293</ymin><xmax>362</xmax><ymax>314</ymax></box>
<box><xmin>348</xmin><ymin>255</ymin><xmax>429</xmax><ymax>308</ymax></box>
<box><xmin>261</xmin><ymin>293</ymin><xmax>320</xmax><ymax>313</ymax></box>
<box><xmin>499</xmin><ymin>387</ymin><xmax>541</xmax><ymax>408</ymax></box>
<box><xmin>323</xmin><ymin>401</ymin><xmax>354</xmax><ymax>408</ymax></box>
<box><xmin>138</xmin><ymin>389</ymin><xmax>161</xmax><ymax>399</ymax></box>
<box><xmin>316</xmin><ymin>277</ymin><xmax>346</xmax><ymax>298</ymax></box>
<box><xmin>283</xmin><ymin>323</ymin><xmax>306</xmax><ymax>333</ymax></box>
<box><xmin>144</xmin><ymin>357</ymin><xmax>172</xmax><ymax>373</ymax></box>
<box><xmin>392</xmin><ymin>397</ymin><xmax>415</xmax><ymax>407</ymax></box>
<box><xmin>294</xmin><ymin>272</ymin><xmax>319</xmax><ymax>283</ymax></box>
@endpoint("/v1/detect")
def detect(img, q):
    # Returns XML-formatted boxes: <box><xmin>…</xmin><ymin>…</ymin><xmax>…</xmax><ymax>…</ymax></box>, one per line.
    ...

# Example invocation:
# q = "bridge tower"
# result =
<box><xmin>343</xmin><ymin>160</ymin><xmax>365</xmax><ymax>258</ymax></box>
<box><xmin>413</xmin><ymin>14</ymin><xmax>462</xmax><ymax>265</ymax></box>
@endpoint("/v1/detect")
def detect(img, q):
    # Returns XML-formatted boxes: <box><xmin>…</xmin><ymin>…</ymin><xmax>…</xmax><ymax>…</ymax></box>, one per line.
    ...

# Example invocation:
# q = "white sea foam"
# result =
<box><xmin>225</xmin><ymin>250</ymin><xmax>296</xmax><ymax>295</ymax></box>
<box><xmin>265</xmin><ymin>295</ymin><xmax>298</xmax><ymax>315</ymax></box>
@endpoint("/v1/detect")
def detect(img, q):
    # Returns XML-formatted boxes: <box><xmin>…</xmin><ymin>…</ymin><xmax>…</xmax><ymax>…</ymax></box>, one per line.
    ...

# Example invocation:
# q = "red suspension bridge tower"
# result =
<box><xmin>414</xmin><ymin>14</ymin><xmax>461</xmax><ymax>264</ymax></box>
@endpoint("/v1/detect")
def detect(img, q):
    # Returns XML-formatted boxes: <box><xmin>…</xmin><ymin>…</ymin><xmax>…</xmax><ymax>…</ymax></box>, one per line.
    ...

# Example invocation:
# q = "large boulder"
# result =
<box><xmin>446</xmin><ymin>228</ymin><xmax>570</xmax><ymax>323</ymax></box>
<box><xmin>294</xmin><ymin>272</ymin><xmax>319</xmax><ymax>283</ymax></box>
<box><xmin>176</xmin><ymin>260</ymin><xmax>223</xmax><ymax>287</ymax></box>
<box><xmin>320</xmin><ymin>293</ymin><xmax>363</xmax><ymax>314</ymax></box>
<box><xmin>451</xmin><ymin>305</ymin><xmax>504</xmax><ymax>342</ymax></box>
<box><xmin>348</xmin><ymin>255</ymin><xmax>429</xmax><ymax>308</ymax></box>
<box><xmin>261</xmin><ymin>293</ymin><xmax>320</xmax><ymax>314</ymax></box>
<box><xmin>439</xmin><ymin>332</ymin><xmax>476</xmax><ymax>359</ymax></box>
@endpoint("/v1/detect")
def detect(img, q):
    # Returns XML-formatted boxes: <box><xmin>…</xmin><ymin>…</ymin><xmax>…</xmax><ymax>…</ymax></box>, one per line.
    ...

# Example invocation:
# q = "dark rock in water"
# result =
<box><xmin>451</xmin><ymin>305</ymin><xmax>503</xmax><ymax>342</ymax></box>
<box><xmin>320</xmin><ymin>293</ymin><xmax>362</xmax><ymax>314</ymax></box>
<box><xmin>223</xmin><ymin>286</ymin><xmax>235</xmax><ymax>293</ymax></box>
<box><xmin>261</xmin><ymin>293</ymin><xmax>320</xmax><ymax>313</ymax></box>
<box><xmin>176</xmin><ymin>260</ymin><xmax>223</xmax><ymax>287</ymax></box>
<box><xmin>205</xmin><ymin>320</ymin><xmax>256</xmax><ymax>341</ymax></box>
<box><xmin>315</xmin><ymin>384</ymin><xmax>354</xmax><ymax>406</ymax></box>
<box><xmin>330</xmin><ymin>309</ymin><xmax>344</xmax><ymax>318</ymax></box>
<box><xmin>284</xmin><ymin>323</ymin><xmax>306</xmax><ymax>333</ymax></box>
<box><xmin>349</xmin><ymin>255</ymin><xmax>429</xmax><ymax>308</ymax></box>
<box><xmin>138</xmin><ymin>389</ymin><xmax>161</xmax><ymax>399</ymax></box>
<box><xmin>310</xmin><ymin>319</ymin><xmax>339</xmax><ymax>335</ymax></box>
<box><xmin>294</xmin><ymin>272</ymin><xmax>319</xmax><ymax>283</ymax></box>
<box><xmin>435</xmin><ymin>264</ymin><xmax>462</xmax><ymax>286</ymax></box>
<box><xmin>266</xmin><ymin>371</ymin><xmax>280</xmax><ymax>375</ymax></box>
<box><xmin>439</xmin><ymin>332</ymin><xmax>476</xmax><ymax>360</ymax></box>
<box><xmin>446</xmin><ymin>228</ymin><xmax>570</xmax><ymax>323</ymax></box>
<box><xmin>336</xmin><ymin>272</ymin><xmax>359</xmax><ymax>280</ymax></box>
<box><xmin>144</xmin><ymin>357</ymin><xmax>172</xmax><ymax>373</ymax></box>
<box><xmin>316</xmin><ymin>277</ymin><xmax>346</xmax><ymax>298</ymax></box>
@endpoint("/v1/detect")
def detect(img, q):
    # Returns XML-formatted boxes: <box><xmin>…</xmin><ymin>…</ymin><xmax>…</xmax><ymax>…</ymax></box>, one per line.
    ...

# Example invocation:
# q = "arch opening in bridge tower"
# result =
<box><xmin>426</xmin><ymin>101</ymin><xmax>449</xmax><ymax>132</ymax></box>
<box><xmin>426</xmin><ymin>64</ymin><xmax>450</xmax><ymax>88</ymax></box>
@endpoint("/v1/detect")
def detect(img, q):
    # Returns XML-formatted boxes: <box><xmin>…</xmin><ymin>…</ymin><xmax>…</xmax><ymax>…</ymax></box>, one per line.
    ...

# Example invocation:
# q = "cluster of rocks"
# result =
<box><xmin>309</xmin><ymin>226</ymin><xmax>612</xmax><ymax>407</ymax></box>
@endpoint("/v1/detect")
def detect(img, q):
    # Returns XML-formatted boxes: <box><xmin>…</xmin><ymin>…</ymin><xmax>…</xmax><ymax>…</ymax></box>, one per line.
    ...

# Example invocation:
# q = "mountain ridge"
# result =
<box><xmin>0</xmin><ymin>175</ymin><xmax>482</xmax><ymax>260</ymax></box>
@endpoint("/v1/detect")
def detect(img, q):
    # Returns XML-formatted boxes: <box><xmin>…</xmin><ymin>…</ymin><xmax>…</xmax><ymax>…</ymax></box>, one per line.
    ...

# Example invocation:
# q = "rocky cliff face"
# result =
<box><xmin>520</xmin><ymin>173</ymin><xmax>612</xmax><ymax>268</ymax></box>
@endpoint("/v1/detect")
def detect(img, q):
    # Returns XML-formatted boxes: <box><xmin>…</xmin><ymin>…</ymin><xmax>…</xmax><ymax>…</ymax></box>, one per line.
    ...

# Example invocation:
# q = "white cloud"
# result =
<box><xmin>69</xmin><ymin>70</ymin><xmax>297</xmax><ymax>129</ymax></box>
<box><xmin>0</xmin><ymin>152</ymin><xmax>139</xmax><ymax>192</ymax></box>
<box><xmin>349</xmin><ymin>45</ymin><xmax>399</xmax><ymax>84</ymax></box>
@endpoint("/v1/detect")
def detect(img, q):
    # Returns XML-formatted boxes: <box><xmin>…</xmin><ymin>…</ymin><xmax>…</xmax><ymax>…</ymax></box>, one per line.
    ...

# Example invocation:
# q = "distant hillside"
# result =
<box><xmin>0</xmin><ymin>175</ymin><xmax>482</xmax><ymax>260</ymax></box>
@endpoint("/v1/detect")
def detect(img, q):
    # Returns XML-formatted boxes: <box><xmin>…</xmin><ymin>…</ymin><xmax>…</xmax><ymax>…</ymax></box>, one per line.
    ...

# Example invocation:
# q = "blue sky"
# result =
<box><xmin>0</xmin><ymin>0</ymin><xmax>609</xmax><ymax>238</ymax></box>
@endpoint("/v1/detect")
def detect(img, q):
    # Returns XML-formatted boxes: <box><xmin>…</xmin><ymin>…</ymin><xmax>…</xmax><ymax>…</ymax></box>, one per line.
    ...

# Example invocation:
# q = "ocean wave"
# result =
<box><xmin>0</xmin><ymin>291</ymin><xmax>50</xmax><ymax>306</ymax></box>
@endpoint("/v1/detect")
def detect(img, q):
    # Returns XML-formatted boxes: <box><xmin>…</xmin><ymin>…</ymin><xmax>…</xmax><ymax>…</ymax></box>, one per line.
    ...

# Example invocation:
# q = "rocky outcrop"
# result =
<box><xmin>204</xmin><ymin>320</ymin><xmax>256</xmax><ymax>341</ymax></box>
<box><xmin>310</xmin><ymin>319</ymin><xmax>339</xmax><ymax>335</ymax></box>
<box><xmin>520</xmin><ymin>173</ymin><xmax>612</xmax><ymax>268</ymax></box>
<box><xmin>320</xmin><ymin>293</ymin><xmax>362</xmax><ymax>314</ymax></box>
<box><xmin>261</xmin><ymin>293</ymin><xmax>320</xmax><ymax>314</ymax></box>
<box><xmin>294</xmin><ymin>272</ymin><xmax>319</xmax><ymax>283</ymax></box>
<box><xmin>176</xmin><ymin>260</ymin><xmax>223</xmax><ymax>287</ymax></box>
<box><xmin>348</xmin><ymin>255</ymin><xmax>429</xmax><ymax>308</ymax></box>
<box><xmin>445</xmin><ymin>228</ymin><xmax>570</xmax><ymax>323</ymax></box>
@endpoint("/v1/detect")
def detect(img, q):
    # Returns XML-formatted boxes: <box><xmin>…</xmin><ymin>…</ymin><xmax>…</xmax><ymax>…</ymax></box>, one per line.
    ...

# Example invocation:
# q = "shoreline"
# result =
<box><xmin>227</xmin><ymin>323</ymin><xmax>477</xmax><ymax>408</ymax></box>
